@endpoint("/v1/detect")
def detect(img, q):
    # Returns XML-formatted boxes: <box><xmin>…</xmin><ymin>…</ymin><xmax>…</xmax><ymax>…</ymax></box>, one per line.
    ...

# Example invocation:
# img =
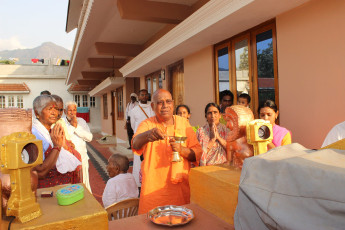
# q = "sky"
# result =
<box><xmin>0</xmin><ymin>0</ymin><xmax>76</xmax><ymax>51</ymax></box>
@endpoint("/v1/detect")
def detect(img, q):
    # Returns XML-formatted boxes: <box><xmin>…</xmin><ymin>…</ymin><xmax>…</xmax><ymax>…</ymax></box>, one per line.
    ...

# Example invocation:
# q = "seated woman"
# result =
<box><xmin>175</xmin><ymin>104</ymin><xmax>199</xmax><ymax>132</ymax></box>
<box><xmin>196</xmin><ymin>103</ymin><xmax>229</xmax><ymax>166</ymax></box>
<box><xmin>258</xmin><ymin>100</ymin><xmax>291</xmax><ymax>149</ymax></box>
<box><xmin>31</xmin><ymin>95</ymin><xmax>82</xmax><ymax>188</ymax></box>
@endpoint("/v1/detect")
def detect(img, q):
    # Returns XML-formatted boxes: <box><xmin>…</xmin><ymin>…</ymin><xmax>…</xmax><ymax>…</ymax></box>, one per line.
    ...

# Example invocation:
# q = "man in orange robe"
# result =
<box><xmin>132</xmin><ymin>89</ymin><xmax>202</xmax><ymax>214</ymax></box>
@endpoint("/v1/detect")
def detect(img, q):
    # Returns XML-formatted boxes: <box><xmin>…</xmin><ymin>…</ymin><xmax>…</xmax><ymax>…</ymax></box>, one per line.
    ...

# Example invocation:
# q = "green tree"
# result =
<box><xmin>0</xmin><ymin>60</ymin><xmax>15</xmax><ymax>65</ymax></box>
<box><xmin>257</xmin><ymin>42</ymin><xmax>273</xmax><ymax>78</ymax></box>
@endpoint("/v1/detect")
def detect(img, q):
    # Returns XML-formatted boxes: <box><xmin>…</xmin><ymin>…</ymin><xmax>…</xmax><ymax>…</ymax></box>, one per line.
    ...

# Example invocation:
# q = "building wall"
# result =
<box><xmin>0</xmin><ymin>65</ymin><xmax>71</xmax><ymax>109</ymax></box>
<box><xmin>0</xmin><ymin>64</ymin><xmax>101</xmax><ymax>132</ymax></box>
<box><xmin>184</xmin><ymin>46</ymin><xmax>215</xmax><ymax>127</ymax></box>
<box><xmin>276</xmin><ymin>0</ymin><xmax>345</xmax><ymax>148</ymax></box>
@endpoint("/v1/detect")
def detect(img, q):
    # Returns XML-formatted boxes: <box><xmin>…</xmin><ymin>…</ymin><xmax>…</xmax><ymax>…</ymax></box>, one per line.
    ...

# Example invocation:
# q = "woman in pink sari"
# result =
<box><xmin>196</xmin><ymin>103</ymin><xmax>229</xmax><ymax>166</ymax></box>
<box><xmin>258</xmin><ymin>100</ymin><xmax>291</xmax><ymax>149</ymax></box>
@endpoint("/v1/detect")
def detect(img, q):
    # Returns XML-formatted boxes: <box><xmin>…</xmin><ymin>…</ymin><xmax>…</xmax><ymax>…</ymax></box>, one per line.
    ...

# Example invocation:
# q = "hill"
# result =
<box><xmin>0</xmin><ymin>42</ymin><xmax>71</xmax><ymax>64</ymax></box>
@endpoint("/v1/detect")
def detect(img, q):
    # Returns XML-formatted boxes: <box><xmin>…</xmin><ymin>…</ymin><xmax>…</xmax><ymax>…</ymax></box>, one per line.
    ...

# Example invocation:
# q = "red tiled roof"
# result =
<box><xmin>0</xmin><ymin>83</ymin><xmax>30</xmax><ymax>92</ymax></box>
<box><xmin>68</xmin><ymin>83</ymin><xmax>93</xmax><ymax>92</ymax></box>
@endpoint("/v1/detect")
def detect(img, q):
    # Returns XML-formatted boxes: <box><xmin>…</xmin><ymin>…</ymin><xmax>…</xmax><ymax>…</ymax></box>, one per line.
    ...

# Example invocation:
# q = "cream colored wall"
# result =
<box><xmin>276</xmin><ymin>0</ymin><xmax>345</xmax><ymax>149</ymax></box>
<box><xmin>184</xmin><ymin>46</ymin><xmax>215</xmax><ymax>127</ymax></box>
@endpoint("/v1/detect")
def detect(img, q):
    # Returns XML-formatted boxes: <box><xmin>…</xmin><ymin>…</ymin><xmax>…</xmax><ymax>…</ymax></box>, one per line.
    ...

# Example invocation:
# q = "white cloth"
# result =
<box><xmin>234</xmin><ymin>143</ymin><xmax>345</xmax><ymax>230</ymax></box>
<box><xmin>63</xmin><ymin>117</ymin><xmax>93</xmax><ymax>192</ymax></box>
<box><xmin>321</xmin><ymin>121</ymin><xmax>345</xmax><ymax>147</ymax></box>
<box><xmin>31</xmin><ymin>118</ymin><xmax>81</xmax><ymax>174</ymax></box>
<box><xmin>125</xmin><ymin>101</ymin><xmax>138</xmax><ymax>119</ymax></box>
<box><xmin>128</xmin><ymin>102</ymin><xmax>155</xmax><ymax>187</ymax></box>
<box><xmin>102</xmin><ymin>173</ymin><xmax>139</xmax><ymax>208</ymax></box>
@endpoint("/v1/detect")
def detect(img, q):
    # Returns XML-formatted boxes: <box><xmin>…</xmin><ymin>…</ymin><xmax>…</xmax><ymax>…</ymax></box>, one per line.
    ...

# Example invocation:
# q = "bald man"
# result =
<box><xmin>132</xmin><ymin>89</ymin><xmax>202</xmax><ymax>214</ymax></box>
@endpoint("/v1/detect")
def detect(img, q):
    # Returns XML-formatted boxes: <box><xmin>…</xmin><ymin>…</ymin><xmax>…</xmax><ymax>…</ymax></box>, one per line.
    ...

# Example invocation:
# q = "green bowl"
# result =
<box><xmin>56</xmin><ymin>184</ymin><xmax>84</xmax><ymax>206</ymax></box>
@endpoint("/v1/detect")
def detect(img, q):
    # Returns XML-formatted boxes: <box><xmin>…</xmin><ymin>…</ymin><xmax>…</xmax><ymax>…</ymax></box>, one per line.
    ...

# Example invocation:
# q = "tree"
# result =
<box><xmin>257</xmin><ymin>42</ymin><xmax>273</xmax><ymax>78</ymax></box>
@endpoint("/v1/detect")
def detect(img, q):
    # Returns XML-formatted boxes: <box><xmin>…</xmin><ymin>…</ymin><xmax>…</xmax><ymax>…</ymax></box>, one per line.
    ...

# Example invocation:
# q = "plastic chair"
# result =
<box><xmin>106</xmin><ymin>198</ymin><xmax>140</xmax><ymax>220</ymax></box>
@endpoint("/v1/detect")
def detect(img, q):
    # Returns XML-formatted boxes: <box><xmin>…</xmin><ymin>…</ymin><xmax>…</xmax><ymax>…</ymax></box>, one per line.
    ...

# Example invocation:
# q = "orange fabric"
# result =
<box><xmin>133</xmin><ymin>115</ymin><xmax>202</xmax><ymax>214</ymax></box>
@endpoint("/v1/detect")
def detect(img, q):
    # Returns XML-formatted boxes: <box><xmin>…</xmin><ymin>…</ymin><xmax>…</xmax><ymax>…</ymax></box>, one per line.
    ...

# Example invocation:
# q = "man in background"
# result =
<box><xmin>125</xmin><ymin>93</ymin><xmax>138</xmax><ymax>149</ymax></box>
<box><xmin>219</xmin><ymin>90</ymin><xmax>234</xmax><ymax>125</ymax></box>
<box><xmin>128</xmin><ymin>89</ymin><xmax>155</xmax><ymax>194</ymax></box>
<box><xmin>64</xmin><ymin>101</ymin><xmax>93</xmax><ymax>192</ymax></box>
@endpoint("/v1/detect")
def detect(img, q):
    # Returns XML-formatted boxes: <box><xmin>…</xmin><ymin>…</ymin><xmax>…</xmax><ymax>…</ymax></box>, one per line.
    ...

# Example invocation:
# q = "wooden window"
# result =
<box><xmin>90</xmin><ymin>96</ymin><xmax>96</xmax><ymax>107</ymax></box>
<box><xmin>0</xmin><ymin>96</ymin><xmax>5</xmax><ymax>108</ymax></box>
<box><xmin>168</xmin><ymin>61</ymin><xmax>184</xmax><ymax>106</ymax></box>
<box><xmin>82</xmin><ymin>95</ymin><xmax>88</xmax><ymax>107</ymax></box>
<box><xmin>215</xmin><ymin>21</ymin><xmax>278</xmax><ymax>117</ymax></box>
<box><xmin>146</xmin><ymin>70</ymin><xmax>162</xmax><ymax>99</ymax></box>
<box><xmin>103</xmin><ymin>94</ymin><xmax>108</xmax><ymax>119</ymax></box>
<box><xmin>17</xmin><ymin>95</ymin><xmax>23</xmax><ymax>108</ymax></box>
<box><xmin>116</xmin><ymin>87</ymin><xmax>124</xmax><ymax>119</ymax></box>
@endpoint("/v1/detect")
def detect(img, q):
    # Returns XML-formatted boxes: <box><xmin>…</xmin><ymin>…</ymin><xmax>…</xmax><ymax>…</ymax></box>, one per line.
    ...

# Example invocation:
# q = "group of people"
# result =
<box><xmin>31</xmin><ymin>90</ymin><xmax>93</xmax><ymax>192</ymax></box>
<box><xmin>31</xmin><ymin>87</ymin><xmax>295</xmax><ymax>214</ymax></box>
<box><xmin>32</xmin><ymin>86</ymin><xmax>343</xmax><ymax>216</ymax></box>
<box><xmin>104</xmin><ymin>88</ymin><xmax>293</xmax><ymax>215</ymax></box>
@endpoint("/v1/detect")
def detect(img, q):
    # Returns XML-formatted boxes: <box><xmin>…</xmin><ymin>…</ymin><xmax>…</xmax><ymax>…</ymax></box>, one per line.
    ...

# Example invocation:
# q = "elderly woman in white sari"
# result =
<box><xmin>32</xmin><ymin>95</ymin><xmax>82</xmax><ymax>188</ymax></box>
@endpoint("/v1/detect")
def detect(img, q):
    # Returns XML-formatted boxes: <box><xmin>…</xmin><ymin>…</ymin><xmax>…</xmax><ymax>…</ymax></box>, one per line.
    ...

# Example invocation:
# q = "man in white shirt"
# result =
<box><xmin>102</xmin><ymin>154</ymin><xmax>138</xmax><ymax>208</ymax></box>
<box><xmin>125</xmin><ymin>93</ymin><xmax>138</xmax><ymax>149</ymax></box>
<box><xmin>128</xmin><ymin>89</ymin><xmax>155</xmax><ymax>192</ymax></box>
<box><xmin>321</xmin><ymin>121</ymin><xmax>345</xmax><ymax>147</ymax></box>
<box><xmin>63</xmin><ymin>101</ymin><xmax>93</xmax><ymax>192</ymax></box>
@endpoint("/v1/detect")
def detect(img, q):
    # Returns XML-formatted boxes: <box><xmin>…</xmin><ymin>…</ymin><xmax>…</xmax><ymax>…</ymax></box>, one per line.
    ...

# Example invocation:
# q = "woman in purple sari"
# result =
<box><xmin>258</xmin><ymin>100</ymin><xmax>291</xmax><ymax>149</ymax></box>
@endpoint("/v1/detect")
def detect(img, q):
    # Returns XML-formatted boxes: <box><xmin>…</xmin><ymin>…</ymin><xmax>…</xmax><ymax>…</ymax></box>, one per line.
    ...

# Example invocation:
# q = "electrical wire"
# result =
<box><xmin>8</xmin><ymin>216</ymin><xmax>15</xmax><ymax>230</ymax></box>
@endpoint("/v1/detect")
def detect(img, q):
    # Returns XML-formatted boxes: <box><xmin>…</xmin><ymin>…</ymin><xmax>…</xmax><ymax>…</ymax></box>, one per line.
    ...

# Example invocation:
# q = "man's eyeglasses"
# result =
<box><xmin>156</xmin><ymin>99</ymin><xmax>173</xmax><ymax>106</ymax></box>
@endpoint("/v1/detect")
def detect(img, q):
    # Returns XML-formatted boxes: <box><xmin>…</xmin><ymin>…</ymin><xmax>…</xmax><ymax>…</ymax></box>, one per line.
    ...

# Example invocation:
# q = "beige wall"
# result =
<box><xmin>184</xmin><ymin>46</ymin><xmax>215</xmax><ymax>127</ymax></box>
<box><xmin>276</xmin><ymin>0</ymin><xmax>345</xmax><ymax>149</ymax></box>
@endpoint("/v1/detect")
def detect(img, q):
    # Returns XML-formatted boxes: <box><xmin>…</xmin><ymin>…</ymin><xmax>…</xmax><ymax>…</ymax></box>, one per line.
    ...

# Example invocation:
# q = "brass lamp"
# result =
<box><xmin>0</xmin><ymin>132</ymin><xmax>43</xmax><ymax>223</ymax></box>
<box><xmin>246</xmin><ymin>120</ymin><xmax>273</xmax><ymax>156</ymax></box>
<box><xmin>170</xmin><ymin>136</ymin><xmax>187</xmax><ymax>162</ymax></box>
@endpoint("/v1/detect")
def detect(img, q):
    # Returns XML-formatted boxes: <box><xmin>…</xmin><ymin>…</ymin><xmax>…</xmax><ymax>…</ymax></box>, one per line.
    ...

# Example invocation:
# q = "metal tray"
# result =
<box><xmin>148</xmin><ymin>205</ymin><xmax>194</xmax><ymax>227</ymax></box>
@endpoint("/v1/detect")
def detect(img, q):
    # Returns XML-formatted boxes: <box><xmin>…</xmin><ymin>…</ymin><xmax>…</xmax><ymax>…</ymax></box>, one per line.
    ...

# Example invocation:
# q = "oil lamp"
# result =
<box><xmin>170</xmin><ymin>136</ymin><xmax>187</xmax><ymax>162</ymax></box>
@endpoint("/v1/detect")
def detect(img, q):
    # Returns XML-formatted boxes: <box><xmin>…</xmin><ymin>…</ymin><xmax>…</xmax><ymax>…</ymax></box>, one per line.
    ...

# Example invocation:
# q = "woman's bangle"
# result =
<box><xmin>52</xmin><ymin>146</ymin><xmax>61</xmax><ymax>152</ymax></box>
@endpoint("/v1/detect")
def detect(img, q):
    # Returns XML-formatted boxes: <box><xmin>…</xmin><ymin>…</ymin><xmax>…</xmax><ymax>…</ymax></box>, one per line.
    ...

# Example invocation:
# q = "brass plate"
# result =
<box><xmin>148</xmin><ymin>205</ymin><xmax>194</xmax><ymax>227</ymax></box>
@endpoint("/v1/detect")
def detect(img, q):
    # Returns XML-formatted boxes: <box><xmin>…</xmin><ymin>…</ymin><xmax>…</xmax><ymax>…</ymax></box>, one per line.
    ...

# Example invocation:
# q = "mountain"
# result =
<box><xmin>0</xmin><ymin>42</ymin><xmax>71</xmax><ymax>64</ymax></box>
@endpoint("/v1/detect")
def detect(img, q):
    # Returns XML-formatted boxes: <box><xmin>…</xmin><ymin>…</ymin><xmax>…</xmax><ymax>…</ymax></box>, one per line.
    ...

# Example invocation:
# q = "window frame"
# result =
<box><xmin>8</xmin><ymin>95</ymin><xmax>15</xmax><ymax>107</ymax></box>
<box><xmin>145</xmin><ymin>70</ymin><xmax>162</xmax><ymax>97</ymax></box>
<box><xmin>0</xmin><ymin>95</ymin><xmax>5</xmax><ymax>108</ymax></box>
<box><xmin>215</xmin><ymin>20</ymin><xmax>278</xmax><ymax>118</ymax></box>
<box><xmin>251</xmin><ymin>23</ymin><xmax>279</xmax><ymax>115</ymax></box>
<box><xmin>82</xmin><ymin>94</ymin><xmax>88</xmax><ymax>107</ymax></box>
<box><xmin>17</xmin><ymin>95</ymin><xmax>23</xmax><ymax>108</ymax></box>
<box><xmin>116</xmin><ymin>87</ymin><xmax>124</xmax><ymax>120</ymax></box>
<box><xmin>74</xmin><ymin>95</ymin><xmax>81</xmax><ymax>107</ymax></box>
<box><xmin>103</xmin><ymin>94</ymin><xmax>108</xmax><ymax>119</ymax></box>
<box><xmin>90</xmin><ymin>96</ymin><xmax>96</xmax><ymax>108</ymax></box>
